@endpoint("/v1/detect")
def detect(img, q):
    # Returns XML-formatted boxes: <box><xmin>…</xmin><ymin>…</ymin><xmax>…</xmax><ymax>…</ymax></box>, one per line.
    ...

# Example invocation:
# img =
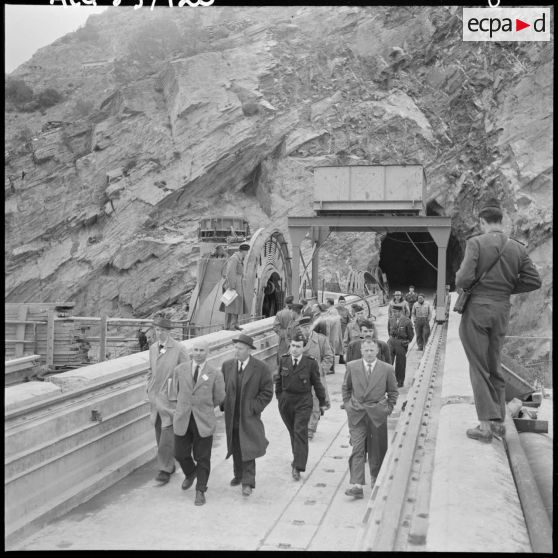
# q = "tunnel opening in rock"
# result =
<box><xmin>379</xmin><ymin>230</ymin><xmax>462</xmax><ymax>294</ymax></box>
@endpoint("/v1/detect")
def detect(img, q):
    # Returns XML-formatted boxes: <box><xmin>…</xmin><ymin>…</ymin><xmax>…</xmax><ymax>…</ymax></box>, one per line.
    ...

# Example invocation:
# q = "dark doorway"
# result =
<box><xmin>262</xmin><ymin>272</ymin><xmax>283</xmax><ymax>318</ymax></box>
<box><xmin>379</xmin><ymin>231</ymin><xmax>462</xmax><ymax>293</ymax></box>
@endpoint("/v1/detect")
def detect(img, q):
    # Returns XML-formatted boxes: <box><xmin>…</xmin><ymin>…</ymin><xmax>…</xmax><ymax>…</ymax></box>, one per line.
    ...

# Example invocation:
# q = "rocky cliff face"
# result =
<box><xmin>5</xmin><ymin>6</ymin><xmax>552</xmax><ymax>360</ymax></box>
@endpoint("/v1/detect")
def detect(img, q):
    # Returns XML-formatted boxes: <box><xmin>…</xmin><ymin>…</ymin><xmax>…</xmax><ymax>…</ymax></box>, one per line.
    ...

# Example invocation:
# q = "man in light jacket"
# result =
<box><xmin>173</xmin><ymin>338</ymin><xmax>225</xmax><ymax>506</ymax></box>
<box><xmin>223</xmin><ymin>243</ymin><xmax>250</xmax><ymax>330</ymax></box>
<box><xmin>343</xmin><ymin>337</ymin><xmax>398</xmax><ymax>499</ymax></box>
<box><xmin>147</xmin><ymin>316</ymin><xmax>189</xmax><ymax>484</ymax></box>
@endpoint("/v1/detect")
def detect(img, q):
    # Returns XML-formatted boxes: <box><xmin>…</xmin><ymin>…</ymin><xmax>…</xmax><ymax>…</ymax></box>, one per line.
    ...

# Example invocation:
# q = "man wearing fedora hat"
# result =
<box><xmin>220</xmin><ymin>333</ymin><xmax>273</xmax><ymax>496</ymax></box>
<box><xmin>456</xmin><ymin>198</ymin><xmax>541</xmax><ymax>443</ymax></box>
<box><xmin>147</xmin><ymin>315</ymin><xmax>189</xmax><ymax>484</ymax></box>
<box><xmin>222</xmin><ymin>243</ymin><xmax>251</xmax><ymax>331</ymax></box>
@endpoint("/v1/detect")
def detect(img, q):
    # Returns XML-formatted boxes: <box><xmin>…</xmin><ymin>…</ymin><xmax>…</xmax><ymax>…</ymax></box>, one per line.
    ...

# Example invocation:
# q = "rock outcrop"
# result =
<box><xmin>5</xmin><ymin>6</ymin><xmax>552</xmax><ymax>363</ymax></box>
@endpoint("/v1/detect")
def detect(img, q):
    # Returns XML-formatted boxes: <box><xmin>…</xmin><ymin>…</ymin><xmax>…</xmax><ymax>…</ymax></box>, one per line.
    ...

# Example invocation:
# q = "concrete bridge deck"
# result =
<box><xmin>6</xmin><ymin>298</ymin><xmax>552</xmax><ymax>551</ymax></box>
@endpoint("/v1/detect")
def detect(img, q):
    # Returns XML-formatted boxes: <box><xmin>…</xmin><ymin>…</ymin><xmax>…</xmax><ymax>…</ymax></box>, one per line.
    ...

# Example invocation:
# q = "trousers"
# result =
<box><xmin>415</xmin><ymin>318</ymin><xmax>430</xmax><ymax>349</ymax></box>
<box><xmin>459</xmin><ymin>299</ymin><xmax>510</xmax><ymax>422</ymax></box>
<box><xmin>308</xmin><ymin>369</ymin><xmax>329</xmax><ymax>433</ymax></box>
<box><xmin>154</xmin><ymin>413</ymin><xmax>175</xmax><ymax>473</ymax></box>
<box><xmin>174</xmin><ymin>414</ymin><xmax>213</xmax><ymax>492</ymax></box>
<box><xmin>387</xmin><ymin>338</ymin><xmax>408</xmax><ymax>384</ymax></box>
<box><xmin>278</xmin><ymin>392</ymin><xmax>313</xmax><ymax>471</ymax></box>
<box><xmin>225</xmin><ymin>312</ymin><xmax>239</xmax><ymax>329</ymax></box>
<box><xmin>348</xmin><ymin>415</ymin><xmax>388</xmax><ymax>485</ymax></box>
<box><xmin>231</xmin><ymin>427</ymin><xmax>256</xmax><ymax>488</ymax></box>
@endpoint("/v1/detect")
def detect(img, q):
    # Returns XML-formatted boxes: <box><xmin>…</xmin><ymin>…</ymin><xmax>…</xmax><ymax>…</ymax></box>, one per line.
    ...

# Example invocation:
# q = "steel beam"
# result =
<box><xmin>288</xmin><ymin>215</ymin><xmax>451</xmax><ymax>231</ymax></box>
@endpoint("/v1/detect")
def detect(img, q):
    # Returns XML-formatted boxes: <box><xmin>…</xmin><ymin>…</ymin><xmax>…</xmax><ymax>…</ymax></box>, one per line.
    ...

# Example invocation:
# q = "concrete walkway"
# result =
<box><xmin>425</xmin><ymin>297</ymin><xmax>531</xmax><ymax>552</ymax></box>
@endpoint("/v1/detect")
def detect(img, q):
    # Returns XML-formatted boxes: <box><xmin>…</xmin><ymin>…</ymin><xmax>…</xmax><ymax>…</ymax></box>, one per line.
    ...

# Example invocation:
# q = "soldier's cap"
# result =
<box><xmin>338</xmin><ymin>296</ymin><xmax>346</xmax><ymax>301</ymax></box>
<box><xmin>394</xmin><ymin>291</ymin><xmax>402</xmax><ymax>296</ymax></box>
<box><xmin>479</xmin><ymin>198</ymin><xmax>502</xmax><ymax>213</ymax></box>
<box><xmin>352</xmin><ymin>304</ymin><xmax>363</xmax><ymax>312</ymax></box>
<box><xmin>392</xmin><ymin>304</ymin><xmax>403</xmax><ymax>310</ymax></box>
<box><xmin>298</xmin><ymin>316</ymin><xmax>313</xmax><ymax>326</ymax></box>
<box><xmin>326</xmin><ymin>297</ymin><xmax>334</xmax><ymax>305</ymax></box>
<box><xmin>418</xmin><ymin>293</ymin><xmax>426</xmax><ymax>298</ymax></box>
<box><xmin>291</xmin><ymin>303</ymin><xmax>303</xmax><ymax>312</ymax></box>
<box><xmin>232</xmin><ymin>333</ymin><xmax>256</xmax><ymax>350</ymax></box>
<box><xmin>153</xmin><ymin>316</ymin><xmax>174</xmax><ymax>330</ymax></box>
<box><xmin>285</xmin><ymin>295</ymin><xmax>294</xmax><ymax>304</ymax></box>
<box><xmin>318</xmin><ymin>303</ymin><xmax>328</xmax><ymax>312</ymax></box>
<box><xmin>239</xmin><ymin>243</ymin><xmax>250</xmax><ymax>251</ymax></box>
<box><xmin>409</xmin><ymin>285</ymin><xmax>415</xmax><ymax>289</ymax></box>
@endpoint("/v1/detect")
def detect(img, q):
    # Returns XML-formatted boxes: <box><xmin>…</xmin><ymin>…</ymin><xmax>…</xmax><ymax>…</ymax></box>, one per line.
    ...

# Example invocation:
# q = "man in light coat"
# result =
<box><xmin>221</xmin><ymin>333</ymin><xmax>273</xmax><ymax>496</ymax></box>
<box><xmin>147</xmin><ymin>316</ymin><xmax>189</xmax><ymax>484</ymax></box>
<box><xmin>343</xmin><ymin>337</ymin><xmax>398</xmax><ymax>499</ymax></box>
<box><xmin>411</xmin><ymin>293</ymin><xmax>432</xmax><ymax>350</ymax></box>
<box><xmin>295</xmin><ymin>316</ymin><xmax>333</xmax><ymax>439</ymax></box>
<box><xmin>273</xmin><ymin>295</ymin><xmax>294</xmax><ymax>365</ymax></box>
<box><xmin>173</xmin><ymin>339</ymin><xmax>225</xmax><ymax>506</ymax></box>
<box><xmin>456</xmin><ymin>198</ymin><xmax>541</xmax><ymax>443</ymax></box>
<box><xmin>223</xmin><ymin>243</ymin><xmax>250</xmax><ymax>330</ymax></box>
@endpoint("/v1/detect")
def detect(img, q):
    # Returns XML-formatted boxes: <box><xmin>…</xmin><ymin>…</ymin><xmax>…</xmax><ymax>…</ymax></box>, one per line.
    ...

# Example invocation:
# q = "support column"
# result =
<box><xmin>310</xmin><ymin>226</ymin><xmax>329</xmax><ymax>300</ymax></box>
<box><xmin>428</xmin><ymin>227</ymin><xmax>451</xmax><ymax>322</ymax></box>
<box><xmin>288</xmin><ymin>226</ymin><xmax>309</xmax><ymax>303</ymax></box>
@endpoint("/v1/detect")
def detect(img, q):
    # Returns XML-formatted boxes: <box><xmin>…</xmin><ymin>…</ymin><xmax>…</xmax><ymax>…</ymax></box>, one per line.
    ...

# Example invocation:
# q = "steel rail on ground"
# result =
<box><xmin>355</xmin><ymin>320</ymin><xmax>446</xmax><ymax>551</ymax></box>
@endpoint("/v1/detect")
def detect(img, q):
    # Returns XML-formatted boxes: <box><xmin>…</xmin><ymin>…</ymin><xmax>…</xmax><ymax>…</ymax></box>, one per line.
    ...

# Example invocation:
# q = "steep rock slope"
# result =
<box><xmin>5</xmin><ymin>6</ymin><xmax>552</xmax><ymax>360</ymax></box>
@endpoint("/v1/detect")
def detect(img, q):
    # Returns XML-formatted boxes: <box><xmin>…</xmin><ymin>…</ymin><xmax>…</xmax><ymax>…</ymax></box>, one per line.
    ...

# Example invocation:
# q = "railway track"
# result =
<box><xmin>355</xmin><ymin>320</ymin><xmax>446</xmax><ymax>551</ymax></box>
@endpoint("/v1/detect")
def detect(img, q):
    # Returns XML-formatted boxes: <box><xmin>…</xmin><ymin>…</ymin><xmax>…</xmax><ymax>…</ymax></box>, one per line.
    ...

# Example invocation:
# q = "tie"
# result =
<box><xmin>293</xmin><ymin>358</ymin><xmax>298</xmax><ymax>368</ymax></box>
<box><xmin>193</xmin><ymin>365</ymin><xmax>200</xmax><ymax>385</ymax></box>
<box><xmin>159</xmin><ymin>344</ymin><xmax>164</xmax><ymax>352</ymax></box>
<box><xmin>367</xmin><ymin>364</ymin><xmax>372</xmax><ymax>376</ymax></box>
<box><xmin>238</xmin><ymin>361</ymin><xmax>244</xmax><ymax>375</ymax></box>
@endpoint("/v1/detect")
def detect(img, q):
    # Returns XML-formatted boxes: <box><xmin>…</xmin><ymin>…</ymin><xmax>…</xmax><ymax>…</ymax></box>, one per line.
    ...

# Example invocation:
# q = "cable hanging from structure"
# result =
<box><xmin>404</xmin><ymin>232</ymin><xmax>438</xmax><ymax>271</ymax></box>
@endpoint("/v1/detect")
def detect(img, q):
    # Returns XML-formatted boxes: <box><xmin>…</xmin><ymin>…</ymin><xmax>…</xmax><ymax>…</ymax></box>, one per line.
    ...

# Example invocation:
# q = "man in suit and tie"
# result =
<box><xmin>147</xmin><ymin>316</ymin><xmax>189</xmax><ymax>485</ymax></box>
<box><xmin>275</xmin><ymin>334</ymin><xmax>329</xmax><ymax>481</ymax></box>
<box><xmin>343</xmin><ymin>337</ymin><xmax>398</xmax><ymax>499</ymax></box>
<box><xmin>221</xmin><ymin>333</ymin><xmax>274</xmax><ymax>496</ymax></box>
<box><xmin>173</xmin><ymin>339</ymin><xmax>225</xmax><ymax>506</ymax></box>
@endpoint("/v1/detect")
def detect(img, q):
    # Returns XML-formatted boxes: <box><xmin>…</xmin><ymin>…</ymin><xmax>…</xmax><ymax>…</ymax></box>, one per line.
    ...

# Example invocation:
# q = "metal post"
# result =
<box><xmin>428</xmin><ymin>226</ymin><xmax>451</xmax><ymax>322</ymax></box>
<box><xmin>312</xmin><ymin>242</ymin><xmax>319</xmax><ymax>297</ymax></box>
<box><xmin>99</xmin><ymin>315</ymin><xmax>108</xmax><ymax>362</ymax></box>
<box><xmin>288</xmin><ymin>226</ymin><xmax>308</xmax><ymax>303</ymax></box>
<box><xmin>46</xmin><ymin>311</ymin><xmax>55</xmax><ymax>368</ymax></box>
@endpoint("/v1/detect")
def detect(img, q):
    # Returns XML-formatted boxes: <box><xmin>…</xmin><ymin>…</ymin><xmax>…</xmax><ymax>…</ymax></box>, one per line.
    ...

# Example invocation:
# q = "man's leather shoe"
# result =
<box><xmin>292</xmin><ymin>467</ymin><xmax>301</xmax><ymax>481</ymax></box>
<box><xmin>230</xmin><ymin>477</ymin><xmax>242</xmax><ymax>486</ymax></box>
<box><xmin>466</xmin><ymin>425</ymin><xmax>493</xmax><ymax>443</ymax></box>
<box><xmin>194</xmin><ymin>490</ymin><xmax>206</xmax><ymax>506</ymax></box>
<box><xmin>345</xmin><ymin>486</ymin><xmax>364</xmax><ymax>499</ymax></box>
<box><xmin>490</xmin><ymin>421</ymin><xmax>506</xmax><ymax>436</ymax></box>
<box><xmin>242</xmin><ymin>485</ymin><xmax>252</xmax><ymax>496</ymax></box>
<box><xmin>155</xmin><ymin>471</ymin><xmax>171</xmax><ymax>484</ymax></box>
<box><xmin>182</xmin><ymin>473</ymin><xmax>196</xmax><ymax>490</ymax></box>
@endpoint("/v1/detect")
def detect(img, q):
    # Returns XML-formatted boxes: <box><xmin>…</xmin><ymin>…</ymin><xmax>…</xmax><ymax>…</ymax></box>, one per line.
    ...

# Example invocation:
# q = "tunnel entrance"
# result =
<box><xmin>379</xmin><ymin>231</ymin><xmax>462</xmax><ymax>293</ymax></box>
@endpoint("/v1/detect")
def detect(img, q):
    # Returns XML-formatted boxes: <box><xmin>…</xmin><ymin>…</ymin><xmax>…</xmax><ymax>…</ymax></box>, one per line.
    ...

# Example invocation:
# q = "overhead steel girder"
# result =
<box><xmin>287</xmin><ymin>215</ymin><xmax>451</xmax><ymax>321</ymax></box>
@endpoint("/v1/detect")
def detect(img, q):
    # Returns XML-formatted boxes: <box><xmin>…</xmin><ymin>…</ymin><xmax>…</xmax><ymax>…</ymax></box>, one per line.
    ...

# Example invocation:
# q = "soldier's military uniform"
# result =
<box><xmin>456</xmin><ymin>230</ymin><xmax>541</xmax><ymax>424</ymax></box>
<box><xmin>412</xmin><ymin>297</ymin><xmax>432</xmax><ymax>350</ymax></box>
<box><xmin>275</xmin><ymin>353</ymin><xmax>327</xmax><ymax>474</ymax></box>
<box><xmin>387</xmin><ymin>309</ymin><xmax>414</xmax><ymax>387</ymax></box>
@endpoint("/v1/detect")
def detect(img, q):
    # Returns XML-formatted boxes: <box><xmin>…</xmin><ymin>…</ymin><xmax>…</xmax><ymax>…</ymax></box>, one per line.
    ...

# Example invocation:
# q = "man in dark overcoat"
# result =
<box><xmin>456</xmin><ymin>198</ymin><xmax>541</xmax><ymax>443</ymax></box>
<box><xmin>223</xmin><ymin>243</ymin><xmax>250</xmax><ymax>330</ymax></box>
<box><xmin>221</xmin><ymin>333</ymin><xmax>273</xmax><ymax>496</ymax></box>
<box><xmin>147</xmin><ymin>316</ymin><xmax>189</xmax><ymax>484</ymax></box>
